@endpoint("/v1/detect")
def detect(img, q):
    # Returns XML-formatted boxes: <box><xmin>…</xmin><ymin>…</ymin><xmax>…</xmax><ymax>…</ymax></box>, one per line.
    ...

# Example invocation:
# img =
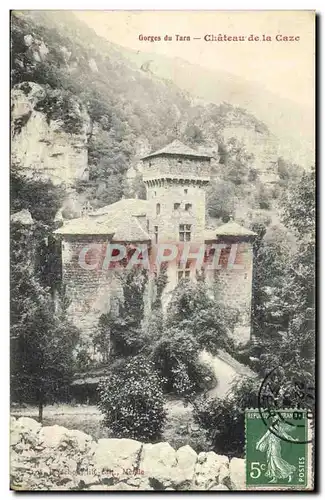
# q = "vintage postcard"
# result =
<box><xmin>10</xmin><ymin>10</ymin><xmax>315</xmax><ymax>491</ymax></box>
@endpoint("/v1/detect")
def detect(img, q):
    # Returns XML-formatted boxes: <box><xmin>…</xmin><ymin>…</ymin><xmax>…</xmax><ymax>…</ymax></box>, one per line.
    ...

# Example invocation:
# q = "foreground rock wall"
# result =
<box><xmin>10</xmin><ymin>417</ymin><xmax>245</xmax><ymax>491</ymax></box>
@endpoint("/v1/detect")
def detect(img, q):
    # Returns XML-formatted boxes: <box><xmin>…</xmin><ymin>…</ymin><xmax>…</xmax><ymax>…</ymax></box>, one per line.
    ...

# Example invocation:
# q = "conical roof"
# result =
<box><xmin>142</xmin><ymin>139</ymin><xmax>211</xmax><ymax>160</ymax></box>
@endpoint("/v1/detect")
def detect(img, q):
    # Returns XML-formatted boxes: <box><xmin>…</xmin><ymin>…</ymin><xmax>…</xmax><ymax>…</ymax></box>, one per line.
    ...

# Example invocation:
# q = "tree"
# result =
<box><xmin>151</xmin><ymin>327</ymin><xmax>216</xmax><ymax>398</ymax></box>
<box><xmin>277</xmin><ymin>169</ymin><xmax>315</xmax><ymax>383</ymax></box>
<box><xmin>95</xmin><ymin>269</ymin><xmax>148</xmax><ymax>359</ymax></box>
<box><xmin>11</xmin><ymin>222</ymin><xmax>79</xmax><ymax>421</ymax></box>
<box><xmin>166</xmin><ymin>279</ymin><xmax>238</xmax><ymax>353</ymax></box>
<box><xmin>251</xmin><ymin>169</ymin><xmax>315</xmax><ymax>387</ymax></box>
<box><xmin>277</xmin><ymin>157</ymin><xmax>304</xmax><ymax>185</ymax></box>
<box><xmin>206</xmin><ymin>180</ymin><xmax>236</xmax><ymax>220</ymax></box>
<box><xmin>10</xmin><ymin>169</ymin><xmax>79</xmax><ymax>421</ymax></box>
<box><xmin>98</xmin><ymin>356</ymin><xmax>167</xmax><ymax>441</ymax></box>
<box><xmin>150</xmin><ymin>279</ymin><xmax>238</xmax><ymax>398</ymax></box>
<box><xmin>184</xmin><ymin>124</ymin><xmax>204</xmax><ymax>144</ymax></box>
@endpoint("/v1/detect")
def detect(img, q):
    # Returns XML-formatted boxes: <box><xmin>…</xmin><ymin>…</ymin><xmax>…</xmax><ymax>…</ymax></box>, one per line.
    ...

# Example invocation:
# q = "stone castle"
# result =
<box><xmin>55</xmin><ymin>140</ymin><xmax>256</xmax><ymax>356</ymax></box>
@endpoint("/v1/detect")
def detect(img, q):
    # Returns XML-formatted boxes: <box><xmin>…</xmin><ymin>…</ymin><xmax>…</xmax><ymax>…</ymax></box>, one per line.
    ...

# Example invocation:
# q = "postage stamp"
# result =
<box><xmin>245</xmin><ymin>409</ymin><xmax>312</xmax><ymax>489</ymax></box>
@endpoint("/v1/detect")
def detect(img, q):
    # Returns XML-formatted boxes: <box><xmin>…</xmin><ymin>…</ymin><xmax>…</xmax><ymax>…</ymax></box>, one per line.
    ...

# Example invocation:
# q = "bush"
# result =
<box><xmin>193</xmin><ymin>377</ymin><xmax>260</xmax><ymax>457</ymax></box>
<box><xmin>152</xmin><ymin>328</ymin><xmax>216</xmax><ymax>399</ymax></box>
<box><xmin>98</xmin><ymin>356</ymin><xmax>167</xmax><ymax>441</ymax></box>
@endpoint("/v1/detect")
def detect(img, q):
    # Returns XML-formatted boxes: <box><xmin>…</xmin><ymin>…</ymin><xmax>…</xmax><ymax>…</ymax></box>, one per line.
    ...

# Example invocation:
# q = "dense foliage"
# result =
<box><xmin>251</xmin><ymin>168</ymin><xmax>315</xmax><ymax>386</ymax></box>
<box><xmin>152</xmin><ymin>328</ymin><xmax>215</xmax><ymax>399</ymax></box>
<box><xmin>98</xmin><ymin>356</ymin><xmax>167</xmax><ymax>441</ymax></box>
<box><xmin>10</xmin><ymin>169</ymin><xmax>79</xmax><ymax>420</ymax></box>
<box><xmin>93</xmin><ymin>269</ymin><xmax>148</xmax><ymax>359</ymax></box>
<box><xmin>193</xmin><ymin>377</ymin><xmax>261</xmax><ymax>457</ymax></box>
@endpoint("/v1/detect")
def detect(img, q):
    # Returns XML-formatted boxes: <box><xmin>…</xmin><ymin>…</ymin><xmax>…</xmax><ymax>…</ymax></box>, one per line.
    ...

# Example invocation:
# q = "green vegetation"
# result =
<box><xmin>11</xmin><ymin>10</ymin><xmax>280</xmax><ymax>213</ymax></box>
<box><xmin>10</xmin><ymin>10</ymin><xmax>315</xmax><ymax>457</ymax></box>
<box><xmin>251</xmin><ymin>168</ymin><xmax>315</xmax><ymax>384</ymax></box>
<box><xmin>193</xmin><ymin>377</ymin><xmax>261</xmax><ymax>457</ymax></box>
<box><xmin>10</xmin><ymin>169</ymin><xmax>79</xmax><ymax>422</ymax></box>
<box><xmin>98</xmin><ymin>356</ymin><xmax>167</xmax><ymax>441</ymax></box>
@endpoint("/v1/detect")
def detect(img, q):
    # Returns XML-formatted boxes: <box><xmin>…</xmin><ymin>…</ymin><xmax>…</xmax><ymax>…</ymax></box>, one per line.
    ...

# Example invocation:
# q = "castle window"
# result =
<box><xmin>179</xmin><ymin>224</ymin><xmax>192</xmax><ymax>242</ymax></box>
<box><xmin>177</xmin><ymin>269</ymin><xmax>191</xmax><ymax>282</ymax></box>
<box><xmin>184</xmin><ymin>188</ymin><xmax>188</xmax><ymax>195</ymax></box>
<box><xmin>154</xmin><ymin>225</ymin><xmax>158</xmax><ymax>244</ymax></box>
<box><xmin>219</xmin><ymin>245</ymin><xmax>232</xmax><ymax>268</ymax></box>
<box><xmin>156</xmin><ymin>203</ymin><xmax>161</xmax><ymax>215</ymax></box>
<box><xmin>178</xmin><ymin>159</ymin><xmax>183</xmax><ymax>164</ymax></box>
<box><xmin>185</xmin><ymin>203</ymin><xmax>192</xmax><ymax>212</ymax></box>
<box><xmin>177</xmin><ymin>260</ymin><xmax>191</xmax><ymax>282</ymax></box>
<box><xmin>154</xmin><ymin>191</ymin><xmax>156</xmax><ymax>197</ymax></box>
<box><xmin>174</xmin><ymin>202</ymin><xmax>181</xmax><ymax>210</ymax></box>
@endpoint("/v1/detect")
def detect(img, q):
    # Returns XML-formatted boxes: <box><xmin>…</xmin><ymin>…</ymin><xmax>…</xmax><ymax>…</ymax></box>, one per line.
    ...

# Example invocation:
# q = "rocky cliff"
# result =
<box><xmin>11</xmin><ymin>10</ymin><xmax>300</xmax><ymax>220</ymax></box>
<box><xmin>10</xmin><ymin>417</ymin><xmax>245</xmax><ymax>491</ymax></box>
<box><xmin>11</xmin><ymin>81</ymin><xmax>91</xmax><ymax>186</ymax></box>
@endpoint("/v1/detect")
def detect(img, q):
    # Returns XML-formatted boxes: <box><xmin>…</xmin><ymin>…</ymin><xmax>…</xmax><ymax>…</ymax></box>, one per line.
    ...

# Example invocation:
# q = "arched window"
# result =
<box><xmin>156</xmin><ymin>203</ymin><xmax>161</xmax><ymax>215</ymax></box>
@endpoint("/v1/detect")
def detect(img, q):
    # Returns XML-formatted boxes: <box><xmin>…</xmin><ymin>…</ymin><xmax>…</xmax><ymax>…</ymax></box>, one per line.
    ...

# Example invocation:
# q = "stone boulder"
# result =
<box><xmin>172</xmin><ymin>445</ymin><xmax>197</xmax><ymax>490</ymax></box>
<box><xmin>193</xmin><ymin>451</ymin><xmax>229</xmax><ymax>490</ymax></box>
<box><xmin>11</xmin><ymin>417</ymin><xmax>42</xmax><ymax>447</ymax></box>
<box><xmin>11</xmin><ymin>209</ymin><xmax>34</xmax><ymax>226</ymax></box>
<box><xmin>38</xmin><ymin>425</ymin><xmax>93</xmax><ymax>454</ymax></box>
<box><xmin>62</xmin><ymin>429</ymin><xmax>93</xmax><ymax>453</ymax></box>
<box><xmin>229</xmin><ymin>457</ymin><xmax>245</xmax><ymax>490</ymax></box>
<box><xmin>38</xmin><ymin>425</ymin><xmax>69</xmax><ymax>449</ymax></box>
<box><xmin>209</xmin><ymin>484</ymin><xmax>230</xmax><ymax>490</ymax></box>
<box><xmin>10</xmin><ymin>416</ymin><xmax>247</xmax><ymax>491</ymax></box>
<box><xmin>93</xmin><ymin>438</ymin><xmax>142</xmax><ymax>475</ymax></box>
<box><xmin>140</xmin><ymin>442</ymin><xmax>177</xmax><ymax>489</ymax></box>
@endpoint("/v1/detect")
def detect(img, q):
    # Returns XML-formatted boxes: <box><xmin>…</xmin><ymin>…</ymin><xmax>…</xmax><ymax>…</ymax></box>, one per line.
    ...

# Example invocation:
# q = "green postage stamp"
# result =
<box><xmin>245</xmin><ymin>409</ymin><xmax>313</xmax><ymax>490</ymax></box>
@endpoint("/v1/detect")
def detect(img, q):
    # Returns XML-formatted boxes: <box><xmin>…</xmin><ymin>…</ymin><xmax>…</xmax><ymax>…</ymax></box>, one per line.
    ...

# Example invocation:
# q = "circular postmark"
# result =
<box><xmin>257</xmin><ymin>366</ymin><xmax>315</xmax><ymax>444</ymax></box>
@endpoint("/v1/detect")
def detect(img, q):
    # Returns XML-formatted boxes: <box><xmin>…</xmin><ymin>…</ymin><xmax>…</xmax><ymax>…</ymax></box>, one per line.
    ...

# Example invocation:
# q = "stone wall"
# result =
<box><xmin>143</xmin><ymin>156</ymin><xmax>210</xmax><ymax>244</ymax></box>
<box><xmin>10</xmin><ymin>417</ymin><xmax>245</xmax><ymax>491</ymax></box>
<box><xmin>206</xmin><ymin>240</ymin><xmax>254</xmax><ymax>344</ymax></box>
<box><xmin>143</xmin><ymin>156</ymin><xmax>211</xmax><ymax>182</ymax></box>
<box><xmin>60</xmin><ymin>235</ymin><xmax>124</xmax><ymax>350</ymax></box>
<box><xmin>60</xmin><ymin>236</ymin><xmax>157</xmax><ymax>353</ymax></box>
<box><xmin>146</xmin><ymin>179</ymin><xmax>207</xmax><ymax>243</ymax></box>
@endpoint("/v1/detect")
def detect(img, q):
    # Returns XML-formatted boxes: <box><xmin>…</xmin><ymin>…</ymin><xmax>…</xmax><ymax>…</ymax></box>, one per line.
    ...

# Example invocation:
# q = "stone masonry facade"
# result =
<box><xmin>55</xmin><ymin>140</ymin><xmax>256</xmax><ymax>352</ymax></box>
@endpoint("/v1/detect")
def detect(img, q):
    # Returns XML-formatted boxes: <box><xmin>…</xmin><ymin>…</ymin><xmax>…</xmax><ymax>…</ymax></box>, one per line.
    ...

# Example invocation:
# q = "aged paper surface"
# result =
<box><xmin>10</xmin><ymin>10</ymin><xmax>315</xmax><ymax>491</ymax></box>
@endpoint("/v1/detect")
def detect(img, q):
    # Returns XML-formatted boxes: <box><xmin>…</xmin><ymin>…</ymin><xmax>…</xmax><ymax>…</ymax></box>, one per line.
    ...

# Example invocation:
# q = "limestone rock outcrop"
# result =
<box><xmin>11</xmin><ymin>82</ymin><xmax>91</xmax><ymax>186</ymax></box>
<box><xmin>10</xmin><ymin>416</ymin><xmax>245</xmax><ymax>491</ymax></box>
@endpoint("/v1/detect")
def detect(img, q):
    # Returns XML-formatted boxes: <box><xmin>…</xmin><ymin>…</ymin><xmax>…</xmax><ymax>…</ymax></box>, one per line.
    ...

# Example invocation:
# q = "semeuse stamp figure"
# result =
<box><xmin>245</xmin><ymin>410</ymin><xmax>310</xmax><ymax>489</ymax></box>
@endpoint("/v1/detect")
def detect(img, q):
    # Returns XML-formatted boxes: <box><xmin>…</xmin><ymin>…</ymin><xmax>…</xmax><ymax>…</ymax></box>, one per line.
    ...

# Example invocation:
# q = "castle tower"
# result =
<box><xmin>142</xmin><ymin>140</ymin><xmax>212</xmax><ymax>244</ymax></box>
<box><xmin>205</xmin><ymin>219</ymin><xmax>256</xmax><ymax>344</ymax></box>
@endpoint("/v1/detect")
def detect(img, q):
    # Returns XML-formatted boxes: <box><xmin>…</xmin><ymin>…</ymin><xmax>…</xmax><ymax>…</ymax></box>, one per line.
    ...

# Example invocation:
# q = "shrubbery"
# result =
<box><xmin>98</xmin><ymin>356</ymin><xmax>167</xmax><ymax>441</ymax></box>
<box><xmin>151</xmin><ymin>328</ymin><xmax>216</xmax><ymax>399</ymax></box>
<box><xmin>193</xmin><ymin>377</ymin><xmax>260</xmax><ymax>457</ymax></box>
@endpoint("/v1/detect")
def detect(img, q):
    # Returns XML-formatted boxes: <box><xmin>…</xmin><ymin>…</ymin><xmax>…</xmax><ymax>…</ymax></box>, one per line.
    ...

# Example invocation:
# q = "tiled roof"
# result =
<box><xmin>204</xmin><ymin>229</ymin><xmax>219</xmax><ymax>240</ymax></box>
<box><xmin>54</xmin><ymin>198</ymin><xmax>150</xmax><ymax>240</ymax></box>
<box><xmin>204</xmin><ymin>221</ymin><xmax>256</xmax><ymax>239</ymax></box>
<box><xmin>215</xmin><ymin>221</ymin><xmax>256</xmax><ymax>237</ymax></box>
<box><xmin>142</xmin><ymin>139</ymin><xmax>212</xmax><ymax>160</ymax></box>
<box><xmin>91</xmin><ymin>198</ymin><xmax>148</xmax><ymax>217</ymax></box>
